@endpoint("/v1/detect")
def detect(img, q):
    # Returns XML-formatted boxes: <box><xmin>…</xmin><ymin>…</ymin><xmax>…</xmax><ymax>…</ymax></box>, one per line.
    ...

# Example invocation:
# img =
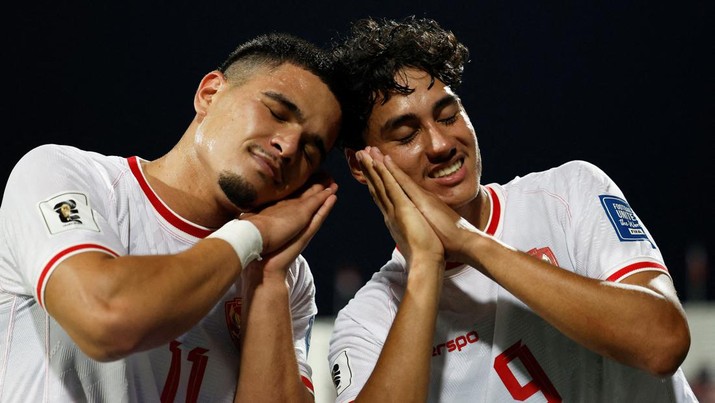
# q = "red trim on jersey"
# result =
<box><xmin>301</xmin><ymin>375</ymin><xmax>315</xmax><ymax>393</ymax></box>
<box><xmin>127</xmin><ymin>156</ymin><xmax>213</xmax><ymax>238</ymax></box>
<box><xmin>37</xmin><ymin>243</ymin><xmax>119</xmax><ymax>307</ymax></box>
<box><xmin>606</xmin><ymin>261</ymin><xmax>669</xmax><ymax>282</ymax></box>
<box><xmin>485</xmin><ymin>186</ymin><xmax>500</xmax><ymax>236</ymax></box>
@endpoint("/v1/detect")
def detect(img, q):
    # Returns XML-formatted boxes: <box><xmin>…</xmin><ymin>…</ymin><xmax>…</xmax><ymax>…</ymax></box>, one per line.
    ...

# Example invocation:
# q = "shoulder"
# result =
<box><xmin>11</xmin><ymin>144</ymin><xmax>122</xmax><ymax>176</ymax></box>
<box><xmin>3</xmin><ymin>145</ymin><xmax>132</xmax><ymax>218</ymax></box>
<box><xmin>7</xmin><ymin>145</ymin><xmax>93</xmax><ymax>192</ymax></box>
<box><xmin>554</xmin><ymin>160</ymin><xmax>611</xmax><ymax>185</ymax></box>
<box><xmin>505</xmin><ymin>160</ymin><xmax>616</xmax><ymax>195</ymax></box>
<box><xmin>512</xmin><ymin>159</ymin><xmax>608</xmax><ymax>183</ymax></box>
<box><xmin>13</xmin><ymin>144</ymin><xmax>78</xmax><ymax>170</ymax></box>
<box><xmin>19</xmin><ymin>143</ymin><xmax>101</xmax><ymax>160</ymax></box>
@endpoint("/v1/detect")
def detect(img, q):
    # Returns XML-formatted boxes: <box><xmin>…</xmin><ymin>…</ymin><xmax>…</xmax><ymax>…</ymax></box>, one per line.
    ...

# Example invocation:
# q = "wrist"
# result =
<box><xmin>407</xmin><ymin>257</ymin><xmax>444</xmax><ymax>282</ymax></box>
<box><xmin>207</xmin><ymin>219</ymin><xmax>263</xmax><ymax>268</ymax></box>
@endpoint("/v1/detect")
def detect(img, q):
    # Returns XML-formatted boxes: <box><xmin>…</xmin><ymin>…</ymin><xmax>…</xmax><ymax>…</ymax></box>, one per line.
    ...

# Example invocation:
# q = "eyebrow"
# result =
<box><xmin>263</xmin><ymin>91</ymin><xmax>328</xmax><ymax>163</ymax></box>
<box><xmin>434</xmin><ymin>93</ymin><xmax>460</xmax><ymax>113</ymax></box>
<box><xmin>380</xmin><ymin>93</ymin><xmax>461</xmax><ymax>134</ymax></box>
<box><xmin>263</xmin><ymin>91</ymin><xmax>305</xmax><ymax>122</ymax></box>
<box><xmin>381</xmin><ymin>112</ymin><xmax>418</xmax><ymax>135</ymax></box>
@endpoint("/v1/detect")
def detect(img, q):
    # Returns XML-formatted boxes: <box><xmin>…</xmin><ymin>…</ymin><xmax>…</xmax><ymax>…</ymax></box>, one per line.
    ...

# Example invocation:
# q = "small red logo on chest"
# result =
<box><xmin>224</xmin><ymin>298</ymin><xmax>242</xmax><ymax>349</ymax></box>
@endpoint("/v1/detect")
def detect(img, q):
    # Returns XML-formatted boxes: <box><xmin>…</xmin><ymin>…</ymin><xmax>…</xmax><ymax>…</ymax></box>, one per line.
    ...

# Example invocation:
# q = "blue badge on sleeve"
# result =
<box><xmin>599</xmin><ymin>195</ymin><xmax>654</xmax><ymax>248</ymax></box>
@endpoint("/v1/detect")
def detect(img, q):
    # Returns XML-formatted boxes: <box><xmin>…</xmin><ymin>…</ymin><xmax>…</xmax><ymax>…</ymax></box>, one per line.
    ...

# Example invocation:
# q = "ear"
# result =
<box><xmin>194</xmin><ymin>71</ymin><xmax>225</xmax><ymax>116</ymax></box>
<box><xmin>345</xmin><ymin>148</ymin><xmax>368</xmax><ymax>185</ymax></box>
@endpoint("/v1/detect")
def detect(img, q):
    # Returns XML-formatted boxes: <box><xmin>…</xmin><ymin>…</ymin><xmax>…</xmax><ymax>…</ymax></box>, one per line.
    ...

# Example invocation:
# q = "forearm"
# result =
<box><xmin>464</xmin><ymin>234</ymin><xmax>689</xmax><ymax>375</ymax></box>
<box><xmin>46</xmin><ymin>239</ymin><xmax>242</xmax><ymax>360</ymax></box>
<box><xmin>235</xmin><ymin>271</ymin><xmax>313</xmax><ymax>403</ymax></box>
<box><xmin>357</xmin><ymin>260</ymin><xmax>443</xmax><ymax>402</ymax></box>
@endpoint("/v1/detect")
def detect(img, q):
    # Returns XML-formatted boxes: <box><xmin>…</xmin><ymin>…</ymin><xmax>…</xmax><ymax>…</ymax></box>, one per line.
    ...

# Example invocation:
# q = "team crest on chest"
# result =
<box><xmin>527</xmin><ymin>247</ymin><xmax>559</xmax><ymax>266</ymax></box>
<box><xmin>224</xmin><ymin>298</ymin><xmax>242</xmax><ymax>349</ymax></box>
<box><xmin>39</xmin><ymin>192</ymin><xmax>100</xmax><ymax>234</ymax></box>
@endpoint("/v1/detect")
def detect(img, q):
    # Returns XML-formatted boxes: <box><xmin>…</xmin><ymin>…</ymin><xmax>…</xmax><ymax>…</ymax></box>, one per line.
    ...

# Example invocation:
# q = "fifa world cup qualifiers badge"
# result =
<box><xmin>599</xmin><ymin>195</ymin><xmax>654</xmax><ymax>249</ymax></box>
<box><xmin>39</xmin><ymin>192</ymin><xmax>100</xmax><ymax>234</ymax></box>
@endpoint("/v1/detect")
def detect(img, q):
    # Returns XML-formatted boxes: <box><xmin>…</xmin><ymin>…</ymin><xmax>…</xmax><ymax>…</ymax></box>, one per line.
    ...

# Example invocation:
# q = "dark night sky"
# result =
<box><xmin>3</xmin><ymin>1</ymin><xmax>713</xmax><ymax>315</ymax></box>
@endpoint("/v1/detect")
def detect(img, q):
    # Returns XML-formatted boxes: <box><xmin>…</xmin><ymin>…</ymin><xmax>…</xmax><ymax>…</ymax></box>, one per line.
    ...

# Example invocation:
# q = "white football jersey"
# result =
<box><xmin>0</xmin><ymin>144</ymin><xmax>317</xmax><ymax>402</ymax></box>
<box><xmin>328</xmin><ymin>160</ymin><xmax>696</xmax><ymax>402</ymax></box>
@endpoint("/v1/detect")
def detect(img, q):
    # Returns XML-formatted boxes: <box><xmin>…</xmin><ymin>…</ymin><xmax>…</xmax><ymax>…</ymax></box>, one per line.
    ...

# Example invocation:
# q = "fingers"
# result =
<box><xmin>356</xmin><ymin>149</ymin><xmax>391</xmax><ymax>218</ymax></box>
<box><xmin>245</xmin><ymin>182</ymin><xmax>337</xmax><ymax>255</ymax></box>
<box><xmin>296</xmin><ymin>192</ymin><xmax>338</xmax><ymax>249</ymax></box>
<box><xmin>358</xmin><ymin>146</ymin><xmax>424</xmax><ymax>223</ymax></box>
<box><xmin>383</xmin><ymin>153</ymin><xmax>455</xmax><ymax>223</ymax></box>
<box><xmin>381</xmin><ymin>153</ymin><xmax>434</xmax><ymax>211</ymax></box>
<box><xmin>380</xmin><ymin>152</ymin><xmax>470</xmax><ymax>263</ymax></box>
<box><xmin>300</xmin><ymin>171</ymin><xmax>337</xmax><ymax>197</ymax></box>
<box><xmin>288</xmin><ymin>179</ymin><xmax>338</xmax><ymax>218</ymax></box>
<box><xmin>382</xmin><ymin>154</ymin><xmax>420</xmax><ymax>197</ymax></box>
<box><xmin>259</xmin><ymin>192</ymin><xmax>338</xmax><ymax>274</ymax></box>
<box><xmin>366</xmin><ymin>148</ymin><xmax>412</xmax><ymax>213</ymax></box>
<box><xmin>302</xmin><ymin>186</ymin><xmax>338</xmax><ymax>221</ymax></box>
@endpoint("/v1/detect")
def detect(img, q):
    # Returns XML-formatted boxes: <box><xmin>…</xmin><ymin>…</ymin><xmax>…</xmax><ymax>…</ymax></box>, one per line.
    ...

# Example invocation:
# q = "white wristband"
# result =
<box><xmin>207</xmin><ymin>219</ymin><xmax>263</xmax><ymax>268</ymax></box>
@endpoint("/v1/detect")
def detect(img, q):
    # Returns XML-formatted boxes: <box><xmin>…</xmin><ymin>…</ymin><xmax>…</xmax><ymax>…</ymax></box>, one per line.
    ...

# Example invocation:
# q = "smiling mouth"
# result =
<box><xmin>430</xmin><ymin>158</ymin><xmax>464</xmax><ymax>178</ymax></box>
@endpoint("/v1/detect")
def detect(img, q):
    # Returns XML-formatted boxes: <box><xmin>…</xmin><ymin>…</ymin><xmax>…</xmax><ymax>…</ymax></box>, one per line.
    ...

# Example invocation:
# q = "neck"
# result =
<box><xmin>141</xmin><ymin>145</ymin><xmax>235</xmax><ymax>229</ymax></box>
<box><xmin>454</xmin><ymin>185</ymin><xmax>491</xmax><ymax>232</ymax></box>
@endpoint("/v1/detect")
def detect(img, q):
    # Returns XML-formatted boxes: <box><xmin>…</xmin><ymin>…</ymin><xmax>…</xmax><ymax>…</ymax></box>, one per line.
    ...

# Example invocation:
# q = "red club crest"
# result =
<box><xmin>224</xmin><ymin>298</ymin><xmax>242</xmax><ymax>349</ymax></box>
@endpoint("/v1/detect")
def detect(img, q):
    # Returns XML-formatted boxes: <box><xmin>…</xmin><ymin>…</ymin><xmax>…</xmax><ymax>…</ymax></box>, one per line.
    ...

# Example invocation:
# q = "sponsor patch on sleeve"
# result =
<box><xmin>599</xmin><ymin>195</ymin><xmax>654</xmax><ymax>248</ymax></box>
<box><xmin>331</xmin><ymin>349</ymin><xmax>353</xmax><ymax>396</ymax></box>
<box><xmin>39</xmin><ymin>192</ymin><xmax>100</xmax><ymax>234</ymax></box>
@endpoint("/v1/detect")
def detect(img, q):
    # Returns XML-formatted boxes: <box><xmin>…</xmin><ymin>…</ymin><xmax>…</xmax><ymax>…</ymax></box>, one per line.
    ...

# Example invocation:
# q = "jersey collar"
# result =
<box><xmin>442</xmin><ymin>185</ymin><xmax>502</xmax><ymax>270</ymax></box>
<box><xmin>127</xmin><ymin>156</ymin><xmax>213</xmax><ymax>238</ymax></box>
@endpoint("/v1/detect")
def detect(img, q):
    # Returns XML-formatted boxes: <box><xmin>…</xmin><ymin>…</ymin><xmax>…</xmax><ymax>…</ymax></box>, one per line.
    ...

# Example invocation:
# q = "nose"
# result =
<box><xmin>270</xmin><ymin>128</ymin><xmax>301</xmax><ymax>162</ymax></box>
<box><xmin>424</xmin><ymin>124</ymin><xmax>456</xmax><ymax>162</ymax></box>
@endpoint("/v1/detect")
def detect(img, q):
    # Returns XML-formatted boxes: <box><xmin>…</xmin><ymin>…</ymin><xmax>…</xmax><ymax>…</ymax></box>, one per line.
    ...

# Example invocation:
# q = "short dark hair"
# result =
<box><xmin>218</xmin><ymin>32</ymin><xmax>344</xmax><ymax>112</ymax></box>
<box><xmin>332</xmin><ymin>16</ymin><xmax>470</xmax><ymax>150</ymax></box>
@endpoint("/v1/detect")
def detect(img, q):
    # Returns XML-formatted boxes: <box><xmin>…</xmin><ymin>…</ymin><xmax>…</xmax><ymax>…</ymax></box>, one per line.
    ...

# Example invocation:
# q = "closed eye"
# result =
<box><xmin>398</xmin><ymin>129</ymin><xmax>419</xmax><ymax>145</ymax></box>
<box><xmin>434</xmin><ymin>94</ymin><xmax>462</xmax><ymax>126</ymax></box>
<box><xmin>269</xmin><ymin>107</ymin><xmax>288</xmax><ymax>122</ymax></box>
<box><xmin>439</xmin><ymin>114</ymin><xmax>459</xmax><ymax>125</ymax></box>
<box><xmin>264</xmin><ymin>91</ymin><xmax>304</xmax><ymax>123</ymax></box>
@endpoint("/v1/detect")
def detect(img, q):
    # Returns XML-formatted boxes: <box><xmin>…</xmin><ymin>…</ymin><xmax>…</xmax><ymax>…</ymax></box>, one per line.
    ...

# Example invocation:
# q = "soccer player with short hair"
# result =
<box><xmin>0</xmin><ymin>33</ymin><xmax>343</xmax><ymax>402</ymax></box>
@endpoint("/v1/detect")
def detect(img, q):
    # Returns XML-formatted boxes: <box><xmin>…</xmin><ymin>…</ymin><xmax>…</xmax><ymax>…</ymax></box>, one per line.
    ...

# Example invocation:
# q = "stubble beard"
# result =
<box><xmin>218</xmin><ymin>171</ymin><xmax>258</xmax><ymax>210</ymax></box>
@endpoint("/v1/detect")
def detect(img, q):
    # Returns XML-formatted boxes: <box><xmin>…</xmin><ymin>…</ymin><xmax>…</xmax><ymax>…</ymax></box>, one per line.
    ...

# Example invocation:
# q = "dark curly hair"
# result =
<box><xmin>332</xmin><ymin>16</ymin><xmax>470</xmax><ymax>150</ymax></box>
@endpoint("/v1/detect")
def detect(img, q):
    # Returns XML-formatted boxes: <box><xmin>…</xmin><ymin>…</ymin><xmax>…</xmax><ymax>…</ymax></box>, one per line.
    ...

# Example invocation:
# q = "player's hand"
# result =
<box><xmin>358</xmin><ymin>147</ymin><xmax>444</xmax><ymax>269</ymax></box>
<box><xmin>249</xmin><ymin>179</ymin><xmax>337</xmax><ymax>281</ymax></box>
<box><xmin>241</xmin><ymin>173</ymin><xmax>338</xmax><ymax>255</ymax></box>
<box><xmin>380</xmin><ymin>151</ymin><xmax>478</xmax><ymax>265</ymax></box>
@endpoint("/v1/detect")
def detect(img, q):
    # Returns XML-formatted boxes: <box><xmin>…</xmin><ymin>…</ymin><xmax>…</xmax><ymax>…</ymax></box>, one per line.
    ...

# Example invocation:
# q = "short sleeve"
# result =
<box><xmin>288</xmin><ymin>255</ymin><xmax>319</xmax><ymax>390</ymax></box>
<box><xmin>561</xmin><ymin>161</ymin><xmax>668</xmax><ymax>282</ymax></box>
<box><xmin>327</xmin><ymin>270</ymin><xmax>399</xmax><ymax>403</ymax></box>
<box><xmin>0</xmin><ymin>145</ymin><xmax>125</xmax><ymax>307</ymax></box>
